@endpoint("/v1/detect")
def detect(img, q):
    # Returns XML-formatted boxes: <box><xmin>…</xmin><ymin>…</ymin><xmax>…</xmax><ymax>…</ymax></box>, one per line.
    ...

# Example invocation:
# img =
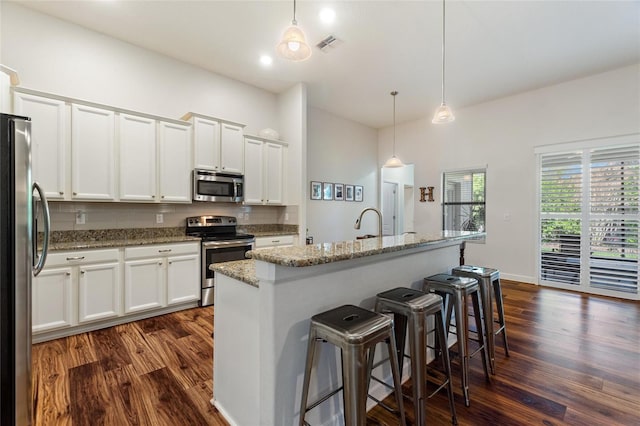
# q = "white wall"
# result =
<box><xmin>379</xmin><ymin>64</ymin><xmax>640</xmax><ymax>283</ymax></box>
<box><xmin>0</xmin><ymin>3</ymin><xmax>278</xmax><ymax>135</ymax></box>
<box><xmin>307</xmin><ymin>107</ymin><xmax>379</xmax><ymax>243</ymax></box>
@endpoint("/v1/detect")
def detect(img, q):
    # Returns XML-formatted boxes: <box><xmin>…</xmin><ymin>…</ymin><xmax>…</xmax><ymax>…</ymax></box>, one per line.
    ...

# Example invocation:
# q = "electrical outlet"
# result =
<box><xmin>285</xmin><ymin>213</ymin><xmax>289</xmax><ymax>221</ymax></box>
<box><xmin>244</xmin><ymin>213</ymin><xmax>249</xmax><ymax>220</ymax></box>
<box><xmin>156</xmin><ymin>214</ymin><xmax>164</xmax><ymax>224</ymax></box>
<box><xmin>76</xmin><ymin>212</ymin><xmax>86</xmax><ymax>225</ymax></box>
<box><xmin>237</xmin><ymin>212</ymin><xmax>243</xmax><ymax>220</ymax></box>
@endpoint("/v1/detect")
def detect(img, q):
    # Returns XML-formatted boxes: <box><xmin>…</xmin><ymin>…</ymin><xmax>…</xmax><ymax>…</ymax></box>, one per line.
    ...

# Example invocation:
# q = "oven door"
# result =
<box><xmin>201</xmin><ymin>240</ymin><xmax>253</xmax><ymax>306</ymax></box>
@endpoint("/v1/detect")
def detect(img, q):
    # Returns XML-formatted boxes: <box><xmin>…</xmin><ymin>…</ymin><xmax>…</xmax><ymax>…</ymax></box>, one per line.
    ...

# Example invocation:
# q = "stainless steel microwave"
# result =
<box><xmin>193</xmin><ymin>169</ymin><xmax>244</xmax><ymax>203</ymax></box>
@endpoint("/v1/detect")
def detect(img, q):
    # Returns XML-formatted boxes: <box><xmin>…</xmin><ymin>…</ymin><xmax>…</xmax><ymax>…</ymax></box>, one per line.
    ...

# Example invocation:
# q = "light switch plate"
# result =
<box><xmin>156</xmin><ymin>214</ymin><xmax>164</xmax><ymax>224</ymax></box>
<box><xmin>76</xmin><ymin>212</ymin><xmax>86</xmax><ymax>225</ymax></box>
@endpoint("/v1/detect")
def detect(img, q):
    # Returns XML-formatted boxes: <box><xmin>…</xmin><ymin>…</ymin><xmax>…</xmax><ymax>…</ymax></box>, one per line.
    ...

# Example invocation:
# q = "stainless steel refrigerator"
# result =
<box><xmin>0</xmin><ymin>113</ymin><xmax>50</xmax><ymax>426</ymax></box>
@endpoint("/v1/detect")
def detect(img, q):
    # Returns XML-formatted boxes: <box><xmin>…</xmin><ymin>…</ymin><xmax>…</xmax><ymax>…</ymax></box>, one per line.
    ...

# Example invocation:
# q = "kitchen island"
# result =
<box><xmin>210</xmin><ymin>232</ymin><xmax>482</xmax><ymax>426</ymax></box>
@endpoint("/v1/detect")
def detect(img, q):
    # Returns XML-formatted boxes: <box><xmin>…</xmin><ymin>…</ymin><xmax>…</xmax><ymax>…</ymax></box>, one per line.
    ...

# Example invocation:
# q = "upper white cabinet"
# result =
<box><xmin>72</xmin><ymin>104</ymin><xmax>116</xmax><ymax>200</ymax></box>
<box><xmin>158</xmin><ymin>121</ymin><xmax>192</xmax><ymax>202</ymax></box>
<box><xmin>244</xmin><ymin>136</ymin><xmax>286</xmax><ymax>205</ymax></box>
<box><xmin>13</xmin><ymin>88</ymin><xmax>192</xmax><ymax>203</ymax></box>
<box><xmin>119</xmin><ymin>113</ymin><xmax>157</xmax><ymax>201</ymax></box>
<box><xmin>13</xmin><ymin>92</ymin><xmax>68</xmax><ymax>200</ymax></box>
<box><xmin>184</xmin><ymin>113</ymin><xmax>246</xmax><ymax>174</ymax></box>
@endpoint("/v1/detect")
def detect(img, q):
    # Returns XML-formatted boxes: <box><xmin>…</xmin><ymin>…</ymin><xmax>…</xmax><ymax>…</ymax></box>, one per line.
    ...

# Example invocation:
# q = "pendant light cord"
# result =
<box><xmin>391</xmin><ymin>91</ymin><xmax>398</xmax><ymax>155</ymax></box>
<box><xmin>441</xmin><ymin>0</ymin><xmax>446</xmax><ymax>104</ymax></box>
<box><xmin>292</xmin><ymin>0</ymin><xmax>298</xmax><ymax>25</ymax></box>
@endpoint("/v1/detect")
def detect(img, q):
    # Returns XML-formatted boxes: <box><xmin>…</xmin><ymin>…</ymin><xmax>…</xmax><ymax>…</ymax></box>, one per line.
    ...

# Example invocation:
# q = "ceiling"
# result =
<box><xmin>13</xmin><ymin>0</ymin><xmax>640</xmax><ymax>128</ymax></box>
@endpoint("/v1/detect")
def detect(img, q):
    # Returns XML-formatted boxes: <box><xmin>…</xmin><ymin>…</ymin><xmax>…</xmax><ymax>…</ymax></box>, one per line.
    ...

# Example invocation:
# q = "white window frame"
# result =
<box><xmin>535</xmin><ymin>133</ymin><xmax>640</xmax><ymax>300</ymax></box>
<box><xmin>442</xmin><ymin>166</ymin><xmax>487</xmax><ymax>240</ymax></box>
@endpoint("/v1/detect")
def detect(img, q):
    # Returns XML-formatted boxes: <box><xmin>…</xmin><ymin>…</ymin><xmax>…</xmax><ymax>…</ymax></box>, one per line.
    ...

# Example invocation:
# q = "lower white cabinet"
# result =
<box><xmin>254</xmin><ymin>235</ymin><xmax>295</xmax><ymax>249</ymax></box>
<box><xmin>32</xmin><ymin>242</ymin><xmax>200</xmax><ymax>340</ymax></box>
<box><xmin>124</xmin><ymin>242</ymin><xmax>200</xmax><ymax>313</ymax></box>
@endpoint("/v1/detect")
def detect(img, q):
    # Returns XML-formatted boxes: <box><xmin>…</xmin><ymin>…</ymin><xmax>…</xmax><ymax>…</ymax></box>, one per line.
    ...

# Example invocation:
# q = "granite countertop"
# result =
<box><xmin>209</xmin><ymin>259</ymin><xmax>258</xmax><ymax>287</ymax></box>
<box><xmin>238</xmin><ymin>224</ymin><xmax>298</xmax><ymax>238</ymax></box>
<box><xmin>251</xmin><ymin>231</ymin><xmax>299</xmax><ymax>237</ymax></box>
<box><xmin>248</xmin><ymin>231</ymin><xmax>483</xmax><ymax>267</ymax></box>
<box><xmin>210</xmin><ymin>231</ymin><xmax>484</xmax><ymax>287</ymax></box>
<box><xmin>45</xmin><ymin>228</ymin><xmax>200</xmax><ymax>251</ymax></box>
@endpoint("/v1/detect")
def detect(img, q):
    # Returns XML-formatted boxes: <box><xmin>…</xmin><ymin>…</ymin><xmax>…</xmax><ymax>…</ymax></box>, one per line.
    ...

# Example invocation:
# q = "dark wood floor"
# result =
<box><xmin>32</xmin><ymin>281</ymin><xmax>640</xmax><ymax>425</ymax></box>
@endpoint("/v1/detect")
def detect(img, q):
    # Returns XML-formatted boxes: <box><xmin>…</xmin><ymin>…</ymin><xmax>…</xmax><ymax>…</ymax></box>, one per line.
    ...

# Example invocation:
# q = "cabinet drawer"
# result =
<box><xmin>46</xmin><ymin>249</ymin><xmax>120</xmax><ymax>267</ymax></box>
<box><xmin>125</xmin><ymin>242</ymin><xmax>199</xmax><ymax>260</ymax></box>
<box><xmin>254</xmin><ymin>235</ymin><xmax>295</xmax><ymax>248</ymax></box>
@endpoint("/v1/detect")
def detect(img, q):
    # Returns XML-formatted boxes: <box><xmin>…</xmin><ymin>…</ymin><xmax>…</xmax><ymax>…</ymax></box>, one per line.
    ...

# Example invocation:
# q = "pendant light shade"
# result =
<box><xmin>384</xmin><ymin>91</ymin><xmax>404</xmax><ymax>168</ymax></box>
<box><xmin>432</xmin><ymin>0</ymin><xmax>455</xmax><ymax>124</ymax></box>
<box><xmin>277</xmin><ymin>0</ymin><xmax>312</xmax><ymax>62</ymax></box>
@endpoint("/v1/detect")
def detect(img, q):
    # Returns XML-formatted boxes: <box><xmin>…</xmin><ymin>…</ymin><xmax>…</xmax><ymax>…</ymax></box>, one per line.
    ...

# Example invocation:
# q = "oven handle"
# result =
<box><xmin>202</xmin><ymin>240</ymin><xmax>254</xmax><ymax>249</ymax></box>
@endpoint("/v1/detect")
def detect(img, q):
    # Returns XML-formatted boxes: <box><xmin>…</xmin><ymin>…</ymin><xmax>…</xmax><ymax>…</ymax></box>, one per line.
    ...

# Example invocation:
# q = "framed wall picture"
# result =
<box><xmin>334</xmin><ymin>183</ymin><xmax>344</xmax><ymax>201</ymax></box>
<box><xmin>345</xmin><ymin>185</ymin><xmax>354</xmax><ymax>201</ymax></box>
<box><xmin>310</xmin><ymin>181</ymin><xmax>322</xmax><ymax>200</ymax></box>
<box><xmin>323</xmin><ymin>182</ymin><xmax>333</xmax><ymax>200</ymax></box>
<box><xmin>355</xmin><ymin>185</ymin><xmax>363</xmax><ymax>202</ymax></box>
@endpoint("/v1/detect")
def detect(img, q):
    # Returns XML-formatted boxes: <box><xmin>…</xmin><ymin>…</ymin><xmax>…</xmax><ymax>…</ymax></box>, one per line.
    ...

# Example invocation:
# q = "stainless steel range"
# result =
<box><xmin>186</xmin><ymin>215</ymin><xmax>254</xmax><ymax>306</ymax></box>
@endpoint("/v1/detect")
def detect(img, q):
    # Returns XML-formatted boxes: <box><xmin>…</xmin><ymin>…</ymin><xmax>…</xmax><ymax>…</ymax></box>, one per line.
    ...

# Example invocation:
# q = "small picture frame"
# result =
<box><xmin>323</xmin><ymin>182</ymin><xmax>333</xmax><ymax>200</ymax></box>
<box><xmin>355</xmin><ymin>185</ymin><xmax>363</xmax><ymax>202</ymax></box>
<box><xmin>310</xmin><ymin>181</ymin><xmax>322</xmax><ymax>200</ymax></box>
<box><xmin>334</xmin><ymin>183</ymin><xmax>344</xmax><ymax>201</ymax></box>
<box><xmin>345</xmin><ymin>185</ymin><xmax>354</xmax><ymax>201</ymax></box>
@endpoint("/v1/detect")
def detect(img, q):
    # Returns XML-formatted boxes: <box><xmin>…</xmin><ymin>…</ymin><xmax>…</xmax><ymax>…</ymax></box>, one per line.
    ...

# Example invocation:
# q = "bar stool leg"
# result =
<box><xmin>299</xmin><ymin>327</ymin><xmax>318</xmax><ymax>426</ymax></box>
<box><xmin>481</xmin><ymin>279</ymin><xmax>496</xmax><ymax>374</ymax></box>
<box><xmin>452</xmin><ymin>292</ymin><xmax>471</xmax><ymax>407</ymax></box>
<box><xmin>471</xmin><ymin>293</ymin><xmax>491</xmax><ymax>382</ymax></box>
<box><xmin>493</xmin><ymin>278</ymin><xmax>510</xmax><ymax>357</ymax></box>
<box><xmin>435</xmin><ymin>308</ymin><xmax>457</xmax><ymax>425</ymax></box>
<box><xmin>407</xmin><ymin>310</ymin><xmax>427</xmax><ymax>426</ymax></box>
<box><xmin>386</xmin><ymin>331</ymin><xmax>407</xmax><ymax>426</ymax></box>
<box><xmin>342</xmin><ymin>345</ymin><xmax>368</xmax><ymax>426</ymax></box>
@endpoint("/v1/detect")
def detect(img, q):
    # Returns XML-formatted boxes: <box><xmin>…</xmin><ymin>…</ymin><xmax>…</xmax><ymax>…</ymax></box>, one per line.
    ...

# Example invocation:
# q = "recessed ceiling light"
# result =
<box><xmin>319</xmin><ymin>8</ymin><xmax>336</xmax><ymax>24</ymax></box>
<box><xmin>260</xmin><ymin>55</ymin><xmax>273</xmax><ymax>66</ymax></box>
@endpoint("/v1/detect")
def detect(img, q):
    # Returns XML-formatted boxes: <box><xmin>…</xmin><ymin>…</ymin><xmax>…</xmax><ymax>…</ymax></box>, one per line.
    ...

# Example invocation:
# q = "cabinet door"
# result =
<box><xmin>124</xmin><ymin>258</ymin><xmax>165</xmax><ymax>313</ymax></box>
<box><xmin>166</xmin><ymin>254</ymin><xmax>200</xmax><ymax>305</ymax></box>
<box><xmin>32</xmin><ymin>267</ymin><xmax>74</xmax><ymax>333</ymax></box>
<box><xmin>220</xmin><ymin>122</ymin><xmax>244</xmax><ymax>174</ymax></box>
<box><xmin>14</xmin><ymin>92</ymin><xmax>68</xmax><ymax>199</ymax></box>
<box><xmin>78</xmin><ymin>262</ymin><xmax>121</xmax><ymax>323</ymax></box>
<box><xmin>119</xmin><ymin>113</ymin><xmax>157</xmax><ymax>201</ymax></box>
<box><xmin>71</xmin><ymin>104</ymin><xmax>116</xmax><ymax>200</ymax></box>
<box><xmin>159</xmin><ymin>121</ymin><xmax>192</xmax><ymax>202</ymax></box>
<box><xmin>193</xmin><ymin>116</ymin><xmax>220</xmax><ymax>171</ymax></box>
<box><xmin>243</xmin><ymin>138</ymin><xmax>264</xmax><ymax>204</ymax></box>
<box><xmin>265</xmin><ymin>143</ymin><xmax>284</xmax><ymax>205</ymax></box>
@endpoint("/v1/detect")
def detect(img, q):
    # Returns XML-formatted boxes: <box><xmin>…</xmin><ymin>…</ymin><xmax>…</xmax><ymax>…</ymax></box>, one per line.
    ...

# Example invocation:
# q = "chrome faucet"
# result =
<box><xmin>354</xmin><ymin>207</ymin><xmax>383</xmax><ymax>237</ymax></box>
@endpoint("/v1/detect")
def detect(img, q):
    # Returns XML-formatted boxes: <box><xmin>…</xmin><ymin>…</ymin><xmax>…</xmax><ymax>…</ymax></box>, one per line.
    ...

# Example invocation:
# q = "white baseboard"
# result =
<box><xmin>500</xmin><ymin>272</ymin><xmax>537</xmax><ymax>284</ymax></box>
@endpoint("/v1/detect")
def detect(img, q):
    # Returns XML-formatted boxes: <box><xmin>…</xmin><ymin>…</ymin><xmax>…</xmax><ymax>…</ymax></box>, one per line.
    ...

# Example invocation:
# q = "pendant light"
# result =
<box><xmin>383</xmin><ymin>91</ymin><xmax>404</xmax><ymax>168</ymax></box>
<box><xmin>277</xmin><ymin>0</ymin><xmax>312</xmax><ymax>62</ymax></box>
<box><xmin>432</xmin><ymin>0</ymin><xmax>455</xmax><ymax>124</ymax></box>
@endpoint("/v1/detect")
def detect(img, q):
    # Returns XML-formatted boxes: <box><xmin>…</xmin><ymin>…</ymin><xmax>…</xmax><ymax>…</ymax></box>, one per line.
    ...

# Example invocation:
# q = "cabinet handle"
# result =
<box><xmin>66</xmin><ymin>272</ymin><xmax>71</xmax><ymax>276</ymax></box>
<box><xmin>152</xmin><ymin>195</ymin><xmax>156</xmax><ymax>198</ymax></box>
<box><xmin>73</xmin><ymin>192</ymin><xmax>77</xmax><ymax>196</ymax></box>
<box><xmin>158</xmin><ymin>249</ymin><xmax>172</xmax><ymax>253</ymax></box>
<box><xmin>168</xmin><ymin>261</ymin><xmax>173</xmax><ymax>265</ymax></box>
<box><xmin>272</xmin><ymin>240</ymin><xmax>280</xmax><ymax>243</ymax></box>
<box><xmin>161</xmin><ymin>195</ymin><xmax>165</xmax><ymax>199</ymax></box>
<box><xmin>66</xmin><ymin>256</ymin><xmax>85</xmax><ymax>261</ymax></box>
<box><xmin>80</xmin><ymin>270</ymin><xmax>85</xmax><ymax>274</ymax></box>
<box><xmin>222</xmin><ymin>166</ymin><xmax>226</xmax><ymax>170</ymax></box>
<box><xmin>158</xmin><ymin>262</ymin><xmax>163</xmax><ymax>265</ymax></box>
<box><xmin>59</xmin><ymin>191</ymin><xmax>64</xmax><ymax>195</ymax></box>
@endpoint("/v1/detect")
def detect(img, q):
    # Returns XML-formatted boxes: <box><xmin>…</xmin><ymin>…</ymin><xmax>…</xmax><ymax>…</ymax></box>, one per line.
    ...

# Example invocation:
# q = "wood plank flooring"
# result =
<box><xmin>32</xmin><ymin>281</ymin><xmax>640</xmax><ymax>425</ymax></box>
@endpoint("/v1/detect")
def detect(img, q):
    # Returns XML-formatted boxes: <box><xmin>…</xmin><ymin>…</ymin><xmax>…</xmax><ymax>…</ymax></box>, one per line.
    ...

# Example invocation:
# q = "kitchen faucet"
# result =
<box><xmin>354</xmin><ymin>207</ymin><xmax>383</xmax><ymax>237</ymax></box>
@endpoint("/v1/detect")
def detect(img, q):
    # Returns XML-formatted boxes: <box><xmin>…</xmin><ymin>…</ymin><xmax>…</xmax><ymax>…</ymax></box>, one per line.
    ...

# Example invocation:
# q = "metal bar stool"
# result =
<box><xmin>370</xmin><ymin>287</ymin><xmax>457</xmax><ymax>425</ymax></box>
<box><xmin>452</xmin><ymin>265</ymin><xmax>510</xmax><ymax>374</ymax></box>
<box><xmin>423</xmin><ymin>274</ymin><xmax>491</xmax><ymax>407</ymax></box>
<box><xmin>299</xmin><ymin>304</ymin><xmax>406</xmax><ymax>426</ymax></box>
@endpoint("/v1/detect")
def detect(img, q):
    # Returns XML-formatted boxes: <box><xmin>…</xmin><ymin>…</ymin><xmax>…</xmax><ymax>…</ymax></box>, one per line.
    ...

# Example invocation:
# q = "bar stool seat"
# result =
<box><xmin>452</xmin><ymin>265</ymin><xmax>510</xmax><ymax>375</ymax></box>
<box><xmin>372</xmin><ymin>287</ymin><xmax>457</xmax><ymax>425</ymax></box>
<box><xmin>423</xmin><ymin>274</ymin><xmax>490</xmax><ymax>407</ymax></box>
<box><xmin>299</xmin><ymin>304</ymin><xmax>406</xmax><ymax>426</ymax></box>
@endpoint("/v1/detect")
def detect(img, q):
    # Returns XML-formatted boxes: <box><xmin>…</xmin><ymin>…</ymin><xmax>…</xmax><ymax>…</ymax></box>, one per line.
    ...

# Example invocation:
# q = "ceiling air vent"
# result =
<box><xmin>316</xmin><ymin>35</ymin><xmax>339</xmax><ymax>52</ymax></box>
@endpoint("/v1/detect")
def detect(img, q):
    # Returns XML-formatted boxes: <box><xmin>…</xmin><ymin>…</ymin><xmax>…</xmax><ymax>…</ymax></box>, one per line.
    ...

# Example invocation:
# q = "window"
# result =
<box><xmin>442</xmin><ymin>168</ymin><xmax>486</xmax><ymax>233</ymax></box>
<box><xmin>538</xmin><ymin>140</ymin><xmax>639</xmax><ymax>300</ymax></box>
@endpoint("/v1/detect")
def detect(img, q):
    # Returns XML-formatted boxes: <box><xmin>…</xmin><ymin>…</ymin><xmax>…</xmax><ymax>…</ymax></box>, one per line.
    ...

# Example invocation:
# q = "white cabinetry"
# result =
<box><xmin>13</xmin><ymin>91</ymin><xmax>68</xmax><ymax>200</ymax></box>
<box><xmin>119</xmin><ymin>113</ymin><xmax>157</xmax><ymax>201</ymax></box>
<box><xmin>244</xmin><ymin>136</ymin><xmax>286</xmax><ymax>205</ymax></box>
<box><xmin>124</xmin><ymin>242</ymin><xmax>199</xmax><ymax>313</ymax></box>
<box><xmin>72</xmin><ymin>104</ymin><xmax>116</xmax><ymax>200</ymax></box>
<box><xmin>254</xmin><ymin>235</ymin><xmax>295</xmax><ymax>249</ymax></box>
<box><xmin>32</xmin><ymin>249</ymin><xmax>121</xmax><ymax>334</ymax></box>
<box><xmin>158</xmin><ymin>121</ymin><xmax>192</xmax><ymax>202</ymax></box>
<box><xmin>185</xmin><ymin>113</ymin><xmax>245</xmax><ymax>174</ymax></box>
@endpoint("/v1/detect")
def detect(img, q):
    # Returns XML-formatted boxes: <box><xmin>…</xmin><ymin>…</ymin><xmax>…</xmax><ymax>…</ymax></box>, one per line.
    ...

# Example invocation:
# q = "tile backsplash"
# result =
<box><xmin>47</xmin><ymin>201</ymin><xmax>299</xmax><ymax>231</ymax></box>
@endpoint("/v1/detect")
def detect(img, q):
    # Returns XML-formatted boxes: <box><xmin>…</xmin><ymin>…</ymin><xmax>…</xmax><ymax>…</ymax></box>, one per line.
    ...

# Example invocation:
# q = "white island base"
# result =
<box><xmin>211</xmin><ymin>235</ymin><xmax>474</xmax><ymax>425</ymax></box>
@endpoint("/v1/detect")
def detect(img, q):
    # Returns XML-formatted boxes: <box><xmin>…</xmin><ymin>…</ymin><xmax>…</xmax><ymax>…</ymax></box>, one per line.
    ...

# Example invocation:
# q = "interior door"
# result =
<box><xmin>382</xmin><ymin>181</ymin><xmax>397</xmax><ymax>236</ymax></box>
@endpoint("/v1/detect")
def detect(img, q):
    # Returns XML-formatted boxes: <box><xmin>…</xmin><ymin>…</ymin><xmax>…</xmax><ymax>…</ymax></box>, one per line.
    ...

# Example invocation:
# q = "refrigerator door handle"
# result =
<box><xmin>32</xmin><ymin>181</ymin><xmax>50</xmax><ymax>276</ymax></box>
